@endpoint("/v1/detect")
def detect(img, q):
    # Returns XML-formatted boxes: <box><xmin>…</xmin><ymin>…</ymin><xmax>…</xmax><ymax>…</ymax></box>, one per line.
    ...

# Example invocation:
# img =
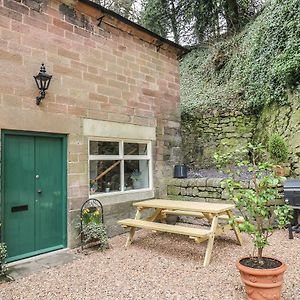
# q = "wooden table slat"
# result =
<box><xmin>133</xmin><ymin>199</ymin><xmax>235</xmax><ymax>214</ymax></box>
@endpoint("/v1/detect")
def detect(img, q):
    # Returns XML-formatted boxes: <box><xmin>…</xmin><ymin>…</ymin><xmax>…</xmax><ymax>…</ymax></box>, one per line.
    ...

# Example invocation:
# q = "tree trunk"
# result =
<box><xmin>223</xmin><ymin>0</ymin><xmax>240</xmax><ymax>32</ymax></box>
<box><xmin>169</xmin><ymin>1</ymin><xmax>179</xmax><ymax>44</ymax></box>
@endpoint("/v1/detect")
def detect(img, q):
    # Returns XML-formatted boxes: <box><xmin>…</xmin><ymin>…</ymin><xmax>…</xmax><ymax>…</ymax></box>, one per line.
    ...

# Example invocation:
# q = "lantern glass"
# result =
<box><xmin>33</xmin><ymin>64</ymin><xmax>52</xmax><ymax>92</ymax></box>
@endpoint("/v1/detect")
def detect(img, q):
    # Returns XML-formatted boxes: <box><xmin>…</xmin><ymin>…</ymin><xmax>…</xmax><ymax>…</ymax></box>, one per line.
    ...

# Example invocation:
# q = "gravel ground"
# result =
<box><xmin>0</xmin><ymin>229</ymin><xmax>299</xmax><ymax>300</ymax></box>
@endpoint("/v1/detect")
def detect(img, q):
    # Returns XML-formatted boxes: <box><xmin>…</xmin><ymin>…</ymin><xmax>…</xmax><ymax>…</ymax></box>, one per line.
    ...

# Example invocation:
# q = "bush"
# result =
<box><xmin>0</xmin><ymin>243</ymin><xmax>7</xmax><ymax>278</ymax></box>
<box><xmin>268</xmin><ymin>133</ymin><xmax>289</xmax><ymax>164</ymax></box>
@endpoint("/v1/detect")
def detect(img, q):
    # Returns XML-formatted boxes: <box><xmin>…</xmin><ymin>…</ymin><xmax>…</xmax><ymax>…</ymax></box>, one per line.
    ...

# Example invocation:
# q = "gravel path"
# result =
<box><xmin>0</xmin><ymin>230</ymin><xmax>299</xmax><ymax>300</ymax></box>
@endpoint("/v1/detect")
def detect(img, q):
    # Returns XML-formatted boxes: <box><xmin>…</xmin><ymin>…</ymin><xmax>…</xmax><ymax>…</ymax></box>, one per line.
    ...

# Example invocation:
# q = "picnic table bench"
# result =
<box><xmin>118</xmin><ymin>199</ymin><xmax>243</xmax><ymax>266</ymax></box>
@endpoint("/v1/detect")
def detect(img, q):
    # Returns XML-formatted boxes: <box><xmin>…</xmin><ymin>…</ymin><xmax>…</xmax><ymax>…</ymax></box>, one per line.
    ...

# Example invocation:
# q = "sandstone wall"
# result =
<box><xmin>0</xmin><ymin>0</ymin><xmax>182</xmax><ymax>245</ymax></box>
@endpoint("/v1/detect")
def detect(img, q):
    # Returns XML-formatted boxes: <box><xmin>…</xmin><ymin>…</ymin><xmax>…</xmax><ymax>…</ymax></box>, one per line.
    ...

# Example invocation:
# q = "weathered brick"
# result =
<box><xmin>74</xmin><ymin>26</ymin><xmax>90</xmax><ymax>38</ymax></box>
<box><xmin>87</xmin><ymin>109</ymin><xmax>108</xmax><ymax>120</ymax></box>
<box><xmin>2</xmin><ymin>94</ymin><xmax>21</xmax><ymax>106</ymax></box>
<box><xmin>89</xmin><ymin>92</ymin><xmax>108</xmax><ymax>103</ymax></box>
<box><xmin>67</xmin><ymin>105</ymin><xmax>87</xmax><ymax>117</ymax></box>
<box><xmin>3</xmin><ymin>0</ymin><xmax>28</xmax><ymax>15</ymax></box>
<box><xmin>83</xmin><ymin>72</ymin><xmax>105</xmax><ymax>85</ymax></box>
<box><xmin>97</xmin><ymin>85</ymin><xmax>122</xmax><ymax>98</ymax></box>
<box><xmin>47</xmin><ymin>24</ymin><xmax>64</xmax><ymax>36</ymax></box>
<box><xmin>0</xmin><ymin>6</ymin><xmax>22</xmax><ymax>21</ymax></box>
<box><xmin>53</xmin><ymin>64</ymin><xmax>82</xmax><ymax>79</ymax></box>
<box><xmin>0</xmin><ymin>15</ymin><xmax>11</xmax><ymax>28</ymax></box>
<box><xmin>47</xmin><ymin>102</ymin><xmax>68</xmax><ymax>114</ymax></box>
<box><xmin>58</xmin><ymin>47</ymin><xmax>79</xmax><ymax>60</ymax></box>
<box><xmin>108</xmin><ymin>112</ymin><xmax>131</xmax><ymax>123</ymax></box>
<box><xmin>53</xmin><ymin>17</ymin><xmax>73</xmax><ymax>31</ymax></box>
<box><xmin>0</xmin><ymin>48</ymin><xmax>22</xmax><ymax>63</ymax></box>
<box><xmin>24</xmin><ymin>15</ymin><xmax>47</xmax><ymax>30</ymax></box>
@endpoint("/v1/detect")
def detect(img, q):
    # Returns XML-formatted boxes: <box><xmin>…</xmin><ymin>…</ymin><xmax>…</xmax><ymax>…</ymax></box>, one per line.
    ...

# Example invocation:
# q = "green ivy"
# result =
<box><xmin>180</xmin><ymin>0</ymin><xmax>300</xmax><ymax>116</ymax></box>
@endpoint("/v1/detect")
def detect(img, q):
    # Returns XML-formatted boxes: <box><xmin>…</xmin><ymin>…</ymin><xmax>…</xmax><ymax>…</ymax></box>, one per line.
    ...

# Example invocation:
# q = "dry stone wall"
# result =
<box><xmin>182</xmin><ymin>112</ymin><xmax>257</xmax><ymax>168</ymax></box>
<box><xmin>165</xmin><ymin>178</ymin><xmax>284</xmax><ymax>204</ymax></box>
<box><xmin>255</xmin><ymin>94</ymin><xmax>300</xmax><ymax>177</ymax></box>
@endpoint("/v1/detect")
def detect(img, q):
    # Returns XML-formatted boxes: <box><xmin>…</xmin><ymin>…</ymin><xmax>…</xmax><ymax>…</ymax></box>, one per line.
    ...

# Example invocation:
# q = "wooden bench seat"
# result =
<box><xmin>118</xmin><ymin>218</ymin><xmax>211</xmax><ymax>238</ymax></box>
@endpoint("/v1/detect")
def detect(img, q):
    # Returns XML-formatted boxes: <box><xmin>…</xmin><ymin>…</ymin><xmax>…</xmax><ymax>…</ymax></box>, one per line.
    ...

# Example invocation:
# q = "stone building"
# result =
<box><xmin>0</xmin><ymin>0</ymin><xmax>186</xmax><ymax>262</ymax></box>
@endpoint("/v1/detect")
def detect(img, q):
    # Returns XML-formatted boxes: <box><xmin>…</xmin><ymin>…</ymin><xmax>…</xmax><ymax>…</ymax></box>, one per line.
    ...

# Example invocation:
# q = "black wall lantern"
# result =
<box><xmin>33</xmin><ymin>63</ymin><xmax>52</xmax><ymax>105</ymax></box>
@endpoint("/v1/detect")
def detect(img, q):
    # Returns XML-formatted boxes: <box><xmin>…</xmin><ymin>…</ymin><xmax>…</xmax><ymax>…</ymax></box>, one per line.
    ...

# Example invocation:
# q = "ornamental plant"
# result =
<box><xmin>130</xmin><ymin>169</ymin><xmax>142</xmax><ymax>181</ymax></box>
<box><xmin>0</xmin><ymin>224</ymin><xmax>7</xmax><ymax>279</ymax></box>
<box><xmin>79</xmin><ymin>207</ymin><xmax>108</xmax><ymax>251</ymax></box>
<box><xmin>268</xmin><ymin>133</ymin><xmax>289</xmax><ymax>165</ymax></box>
<box><xmin>0</xmin><ymin>243</ymin><xmax>7</xmax><ymax>278</ymax></box>
<box><xmin>214</xmin><ymin>143</ymin><xmax>292</xmax><ymax>262</ymax></box>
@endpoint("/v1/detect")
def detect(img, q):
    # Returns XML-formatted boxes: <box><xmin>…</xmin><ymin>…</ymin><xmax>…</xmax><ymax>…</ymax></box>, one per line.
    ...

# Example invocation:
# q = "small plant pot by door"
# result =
<box><xmin>174</xmin><ymin>165</ymin><xmax>187</xmax><ymax>178</ymax></box>
<box><xmin>236</xmin><ymin>256</ymin><xmax>287</xmax><ymax>300</ymax></box>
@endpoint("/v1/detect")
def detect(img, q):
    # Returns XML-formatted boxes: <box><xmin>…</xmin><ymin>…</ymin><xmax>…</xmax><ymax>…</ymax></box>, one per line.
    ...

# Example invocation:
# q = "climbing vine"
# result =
<box><xmin>180</xmin><ymin>0</ymin><xmax>300</xmax><ymax>116</ymax></box>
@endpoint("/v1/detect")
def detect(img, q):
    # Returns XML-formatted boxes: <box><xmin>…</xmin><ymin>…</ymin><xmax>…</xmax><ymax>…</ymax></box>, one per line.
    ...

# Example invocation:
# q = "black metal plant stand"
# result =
<box><xmin>80</xmin><ymin>198</ymin><xmax>104</xmax><ymax>250</ymax></box>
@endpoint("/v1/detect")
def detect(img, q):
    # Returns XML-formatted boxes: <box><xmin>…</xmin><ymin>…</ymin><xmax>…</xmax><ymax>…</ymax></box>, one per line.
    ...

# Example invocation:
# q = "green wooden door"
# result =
<box><xmin>2</xmin><ymin>132</ymin><xmax>67</xmax><ymax>262</ymax></box>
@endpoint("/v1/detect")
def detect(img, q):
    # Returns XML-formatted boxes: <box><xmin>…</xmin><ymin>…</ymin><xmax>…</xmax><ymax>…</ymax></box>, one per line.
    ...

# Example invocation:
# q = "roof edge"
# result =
<box><xmin>79</xmin><ymin>0</ymin><xmax>189</xmax><ymax>56</ymax></box>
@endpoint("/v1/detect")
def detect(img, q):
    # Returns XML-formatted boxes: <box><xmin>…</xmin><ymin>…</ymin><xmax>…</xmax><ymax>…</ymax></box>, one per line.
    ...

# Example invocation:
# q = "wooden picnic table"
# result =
<box><xmin>118</xmin><ymin>199</ymin><xmax>243</xmax><ymax>267</ymax></box>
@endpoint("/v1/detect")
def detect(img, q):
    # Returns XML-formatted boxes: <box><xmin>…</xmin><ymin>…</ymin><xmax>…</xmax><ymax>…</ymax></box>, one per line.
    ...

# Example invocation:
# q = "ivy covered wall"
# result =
<box><xmin>179</xmin><ymin>0</ymin><xmax>300</xmax><ymax>176</ymax></box>
<box><xmin>255</xmin><ymin>94</ymin><xmax>300</xmax><ymax>177</ymax></box>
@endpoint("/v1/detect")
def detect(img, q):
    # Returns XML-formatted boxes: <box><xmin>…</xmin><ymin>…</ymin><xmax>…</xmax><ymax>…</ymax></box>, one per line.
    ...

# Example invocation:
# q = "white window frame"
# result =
<box><xmin>88</xmin><ymin>137</ymin><xmax>153</xmax><ymax>196</ymax></box>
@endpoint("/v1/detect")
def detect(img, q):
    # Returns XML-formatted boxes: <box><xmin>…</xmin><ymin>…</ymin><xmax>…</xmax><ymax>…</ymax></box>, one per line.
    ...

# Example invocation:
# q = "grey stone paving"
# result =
<box><xmin>7</xmin><ymin>250</ymin><xmax>78</xmax><ymax>280</ymax></box>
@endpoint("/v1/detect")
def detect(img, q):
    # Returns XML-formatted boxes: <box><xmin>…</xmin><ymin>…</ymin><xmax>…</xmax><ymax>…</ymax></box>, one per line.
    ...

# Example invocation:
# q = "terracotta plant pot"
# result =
<box><xmin>236</xmin><ymin>257</ymin><xmax>287</xmax><ymax>300</ymax></box>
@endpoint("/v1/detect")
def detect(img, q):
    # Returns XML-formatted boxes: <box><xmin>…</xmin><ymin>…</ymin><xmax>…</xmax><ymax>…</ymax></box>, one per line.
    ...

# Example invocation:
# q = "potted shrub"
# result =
<box><xmin>268</xmin><ymin>133</ymin><xmax>289</xmax><ymax>176</ymax></box>
<box><xmin>215</xmin><ymin>143</ymin><xmax>293</xmax><ymax>300</ymax></box>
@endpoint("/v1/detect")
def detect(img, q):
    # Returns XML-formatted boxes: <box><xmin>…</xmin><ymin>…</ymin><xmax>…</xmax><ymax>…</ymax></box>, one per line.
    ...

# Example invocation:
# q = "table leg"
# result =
<box><xmin>227</xmin><ymin>210</ymin><xmax>243</xmax><ymax>246</ymax></box>
<box><xmin>203</xmin><ymin>215</ymin><xmax>219</xmax><ymax>267</ymax></box>
<box><xmin>125</xmin><ymin>207</ymin><xmax>143</xmax><ymax>247</ymax></box>
<box><xmin>288</xmin><ymin>223</ymin><xmax>294</xmax><ymax>240</ymax></box>
<box><xmin>146</xmin><ymin>208</ymin><xmax>163</xmax><ymax>222</ymax></box>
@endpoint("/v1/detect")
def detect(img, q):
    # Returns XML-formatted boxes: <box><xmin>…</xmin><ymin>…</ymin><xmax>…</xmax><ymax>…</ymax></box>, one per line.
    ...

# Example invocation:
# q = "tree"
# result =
<box><xmin>139</xmin><ymin>0</ymin><xmax>264</xmax><ymax>44</ymax></box>
<box><xmin>140</xmin><ymin>0</ymin><xmax>195</xmax><ymax>44</ymax></box>
<box><xmin>93</xmin><ymin>0</ymin><xmax>139</xmax><ymax>21</ymax></box>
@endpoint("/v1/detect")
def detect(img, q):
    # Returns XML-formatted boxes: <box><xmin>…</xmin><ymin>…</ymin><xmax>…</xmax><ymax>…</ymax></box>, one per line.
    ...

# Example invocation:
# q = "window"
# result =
<box><xmin>89</xmin><ymin>140</ymin><xmax>152</xmax><ymax>195</ymax></box>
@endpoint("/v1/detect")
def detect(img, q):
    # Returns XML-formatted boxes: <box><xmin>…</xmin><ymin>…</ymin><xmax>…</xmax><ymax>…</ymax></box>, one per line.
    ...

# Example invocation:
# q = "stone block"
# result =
<box><xmin>179</xmin><ymin>179</ymin><xmax>189</xmax><ymax>187</ymax></box>
<box><xmin>192</xmin><ymin>187</ymin><xmax>199</xmax><ymax>197</ymax></box>
<box><xmin>206</xmin><ymin>177</ymin><xmax>223</xmax><ymax>187</ymax></box>
<box><xmin>198</xmin><ymin>191</ymin><xmax>210</xmax><ymax>198</ymax></box>
<box><xmin>186</xmin><ymin>187</ymin><xmax>193</xmax><ymax>196</ymax></box>
<box><xmin>181</xmin><ymin>188</ymin><xmax>187</xmax><ymax>196</ymax></box>
<box><xmin>194</xmin><ymin>178</ymin><xmax>208</xmax><ymax>187</ymax></box>
<box><xmin>167</xmin><ymin>185</ymin><xmax>181</xmax><ymax>195</ymax></box>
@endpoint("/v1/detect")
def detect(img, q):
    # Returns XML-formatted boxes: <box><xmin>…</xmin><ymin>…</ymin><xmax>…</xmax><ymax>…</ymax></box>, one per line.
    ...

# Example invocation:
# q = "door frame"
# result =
<box><xmin>1</xmin><ymin>130</ymin><xmax>68</xmax><ymax>260</ymax></box>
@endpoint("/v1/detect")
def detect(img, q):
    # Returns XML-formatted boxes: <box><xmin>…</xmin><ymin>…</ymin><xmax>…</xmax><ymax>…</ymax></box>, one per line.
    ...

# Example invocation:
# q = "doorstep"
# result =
<box><xmin>7</xmin><ymin>249</ymin><xmax>79</xmax><ymax>280</ymax></box>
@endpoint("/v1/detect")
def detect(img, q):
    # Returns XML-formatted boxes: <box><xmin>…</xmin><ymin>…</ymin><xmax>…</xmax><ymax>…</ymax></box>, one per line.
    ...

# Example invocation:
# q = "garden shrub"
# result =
<box><xmin>268</xmin><ymin>133</ymin><xmax>289</xmax><ymax>164</ymax></box>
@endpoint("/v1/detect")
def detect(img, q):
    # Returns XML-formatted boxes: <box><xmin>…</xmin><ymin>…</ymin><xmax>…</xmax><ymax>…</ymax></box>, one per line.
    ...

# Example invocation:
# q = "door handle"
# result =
<box><xmin>37</xmin><ymin>189</ymin><xmax>42</xmax><ymax>193</ymax></box>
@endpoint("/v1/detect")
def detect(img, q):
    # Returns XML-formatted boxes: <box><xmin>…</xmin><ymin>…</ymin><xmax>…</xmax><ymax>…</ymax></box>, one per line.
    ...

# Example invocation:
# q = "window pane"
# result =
<box><xmin>90</xmin><ymin>160</ymin><xmax>120</xmax><ymax>194</ymax></box>
<box><xmin>124</xmin><ymin>143</ymin><xmax>147</xmax><ymax>155</ymax></box>
<box><xmin>90</xmin><ymin>141</ymin><xmax>119</xmax><ymax>155</ymax></box>
<box><xmin>124</xmin><ymin>160</ymin><xmax>149</xmax><ymax>190</ymax></box>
